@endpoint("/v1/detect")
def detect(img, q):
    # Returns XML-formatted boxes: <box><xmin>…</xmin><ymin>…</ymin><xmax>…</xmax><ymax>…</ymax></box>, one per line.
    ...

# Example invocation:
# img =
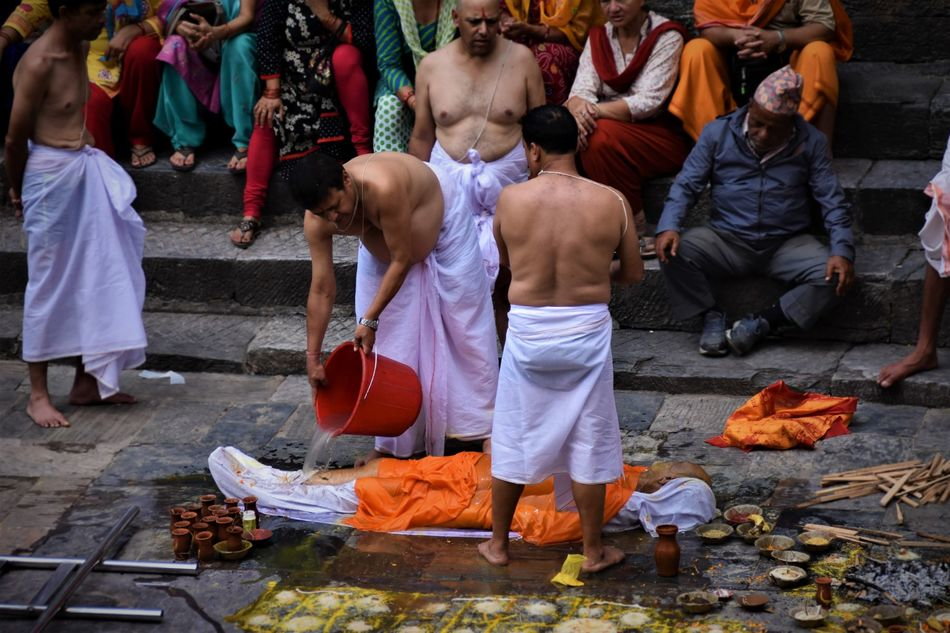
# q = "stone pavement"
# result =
<box><xmin>0</xmin><ymin>360</ymin><xmax>947</xmax><ymax>632</ymax></box>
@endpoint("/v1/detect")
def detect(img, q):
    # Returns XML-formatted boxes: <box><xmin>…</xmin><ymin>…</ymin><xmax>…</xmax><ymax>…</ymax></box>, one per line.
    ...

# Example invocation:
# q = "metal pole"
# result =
<box><xmin>30</xmin><ymin>506</ymin><xmax>139</xmax><ymax>633</ymax></box>
<box><xmin>0</xmin><ymin>603</ymin><xmax>163</xmax><ymax>623</ymax></box>
<box><xmin>0</xmin><ymin>556</ymin><xmax>198</xmax><ymax>575</ymax></box>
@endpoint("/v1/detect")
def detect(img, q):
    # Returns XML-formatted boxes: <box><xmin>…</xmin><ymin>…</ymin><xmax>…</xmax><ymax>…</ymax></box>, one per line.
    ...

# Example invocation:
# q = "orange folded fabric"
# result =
<box><xmin>707</xmin><ymin>380</ymin><xmax>857</xmax><ymax>450</ymax></box>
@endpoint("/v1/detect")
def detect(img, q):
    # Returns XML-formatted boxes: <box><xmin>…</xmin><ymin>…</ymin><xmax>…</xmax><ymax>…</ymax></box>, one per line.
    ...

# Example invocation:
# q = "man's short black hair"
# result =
<box><xmin>49</xmin><ymin>0</ymin><xmax>103</xmax><ymax>17</ymax></box>
<box><xmin>521</xmin><ymin>104</ymin><xmax>578</xmax><ymax>155</ymax></box>
<box><xmin>288</xmin><ymin>152</ymin><xmax>346</xmax><ymax>211</ymax></box>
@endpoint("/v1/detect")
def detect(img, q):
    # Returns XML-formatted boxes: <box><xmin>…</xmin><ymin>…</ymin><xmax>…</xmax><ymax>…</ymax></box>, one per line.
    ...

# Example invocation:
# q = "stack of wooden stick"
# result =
<box><xmin>797</xmin><ymin>455</ymin><xmax>950</xmax><ymax>517</ymax></box>
<box><xmin>798</xmin><ymin>523</ymin><xmax>950</xmax><ymax>549</ymax></box>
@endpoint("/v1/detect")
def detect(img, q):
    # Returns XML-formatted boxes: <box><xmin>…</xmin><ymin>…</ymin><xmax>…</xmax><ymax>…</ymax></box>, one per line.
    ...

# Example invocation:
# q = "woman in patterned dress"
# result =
<box><xmin>230</xmin><ymin>0</ymin><xmax>374</xmax><ymax>248</ymax></box>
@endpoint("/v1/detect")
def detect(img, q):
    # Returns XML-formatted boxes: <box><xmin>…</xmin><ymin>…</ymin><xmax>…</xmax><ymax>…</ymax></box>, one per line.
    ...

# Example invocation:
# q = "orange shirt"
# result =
<box><xmin>347</xmin><ymin>453</ymin><xmax>645</xmax><ymax>546</ymax></box>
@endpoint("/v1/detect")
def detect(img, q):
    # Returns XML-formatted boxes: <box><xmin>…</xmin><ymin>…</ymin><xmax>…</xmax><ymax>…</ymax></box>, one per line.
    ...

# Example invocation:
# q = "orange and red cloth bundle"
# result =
<box><xmin>706</xmin><ymin>380</ymin><xmax>857</xmax><ymax>450</ymax></box>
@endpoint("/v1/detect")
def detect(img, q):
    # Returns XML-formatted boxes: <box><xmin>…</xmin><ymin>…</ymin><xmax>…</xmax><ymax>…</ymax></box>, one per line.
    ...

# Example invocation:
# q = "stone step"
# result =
<box><xmin>2</xmin><ymin>217</ymin><xmax>947</xmax><ymax>346</ymax></box>
<box><xmin>651</xmin><ymin>0</ymin><xmax>950</xmax><ymax>64</ymax></box>
<box><xmin>2</xmin><ymin>306</ymin><xmax>948</xmax><ymax>408</ymax></box>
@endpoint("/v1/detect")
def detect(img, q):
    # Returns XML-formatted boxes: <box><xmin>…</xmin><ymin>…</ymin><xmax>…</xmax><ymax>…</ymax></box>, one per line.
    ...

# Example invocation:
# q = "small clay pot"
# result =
<box><xmin>195</xmin><ymin>530</ymin><xmax>215</xmax><ymax>563</ymax></box>
<box><xmin>223</xmin><ymin>497</ymin><xmax>240</xmax><ymax>510</ymax></box>
<box><xmin>190</xmin><ymin>521</ymin><xmax>210</xmax><ymax>536</ymax></box>
<box><xmin>169</xmin><ymin>506</ymin><xmax>186</xmax><ymax>529</ymax></box>
<box><xmin>172</xmin><ymin>528</ymin><xmax>192</xmax><ymax>560</ymax></box>
<box><xmin>201</xmin><ymin>515</ymin><xmax>216</xmax><ymax>527</ymax></box>
<box><xmin>172</xmin><ymin>520</ymin><xmax>191</xmax><ymax>535</ymax></box>
<box><xmin>226</xmin><ymin>525</ymin><xmax>244</xmax><ymax>551</ymax></box>
<box><xmin>654</xmin><ymin>524</ymin><xmax>681</xmax><ymax>577</ymax></box>
<box><xmin>199</xmin><ymin>494</ymin><xmax>217</xmax><ymax>513</ymax></box>
<box><xmin>179</xmin><ymin>511</ymin><xmax>198</xmax><ymax>526</ymax></box>
<box><xmin>226</xmin><ymin>507</ymin><xmax>242</xmax><ymax>521</ymax></box>
<box><xmin>242</xmin><ymin>496</ymin><xmax>258</xmax><ymax>516</ymax></box>
<box><xmin>215</xmin><ymin>516</ymin><xmax>234</xmax><ymax>542</ymax></box>
<box><xmin>212</xmin><ymin>508</ymin><xmax>228</xmax><ymax>518</ymax></box>
<box><xmin>207</xmin><ymin>504</ymin><xmax>225</xmax><ymax>515</ymax></box>
<box><xmin>815</xmin><ymin>576</ymin><xmax>833</xmax><ymax>608</ymax></box>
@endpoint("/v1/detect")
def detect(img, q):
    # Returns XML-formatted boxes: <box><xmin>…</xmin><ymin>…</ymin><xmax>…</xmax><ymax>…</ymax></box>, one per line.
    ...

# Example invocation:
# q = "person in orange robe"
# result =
<box><xmin>208</xmin><ymin>447</ymin><xmax>716</xmax><ymax>547</ymax></box>
<box><xmin>668</xmin><ymin>0</ymin><xmax>853</xmax><ymax>145</ymax></box>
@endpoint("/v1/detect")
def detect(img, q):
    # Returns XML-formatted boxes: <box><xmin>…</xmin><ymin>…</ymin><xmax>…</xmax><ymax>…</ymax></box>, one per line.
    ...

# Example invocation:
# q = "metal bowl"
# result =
<box><xmin>771</xmin><ymin>550</ymin><xmax>811</xmax><ymax>567</ymax></box>
<box><xmin>676</xmin><ymin>591</ymin><xmax>719</xmax><ymax>614</ymax></box>
<box><xmin>696</xmin><ymin>523</ymin><xmax>734</xmax><ymax>544</ymax></box>
<box><xmin>790</xmin><ymin>606</ymin><xmax>827</xmax><ymax>629</ymax></box>
<box><xmin>755</xmin><ymin>534</ymin><xmax>795</xmax><ymax>556</ymax></box>
<box><xmin>723</xmin><ymin>504</ymin><xmax>763</xmax><ymax>525</ymax></box>
<box><xmin>798</xmin><ymin>530</ymin><xmax>836</xmax><ymax>553</ymax></box>
<box><xmin>769</xmin><ymin>565</ymin><xmax>808</xmax><ymax>588</ymax></box>
<box><xmin>738</xmin><ymin>592</ymin><xmax>770</xmax><ymax>611</ymax></box>
<box><xmin>213</xmin><ymin>539</ymin><xmax>252</xmax><ymax>561</ymax></box>
<box><xmin>867</xmin><ymin>605</ymin><xmax>904</xmax><ymax>626</ymax></box>
<box><xmin>736</xmin><ymin>522</ymin><xmax>764</xmax><ymax>543</ymax></box>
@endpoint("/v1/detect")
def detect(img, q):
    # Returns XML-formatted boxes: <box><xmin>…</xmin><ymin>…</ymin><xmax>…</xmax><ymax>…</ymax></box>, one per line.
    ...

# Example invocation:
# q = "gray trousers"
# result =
<box><xmin>660</xmin><ymin>227</ymin><xmax>839</xmax><ymax>330</ymax></box>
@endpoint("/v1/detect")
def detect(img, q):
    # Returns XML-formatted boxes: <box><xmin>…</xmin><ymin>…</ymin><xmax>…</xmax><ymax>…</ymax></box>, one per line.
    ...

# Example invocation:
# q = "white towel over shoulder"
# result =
<box><xmin>429</xmin><ymin>141</ymin><xmax>527</xmax><ymax>285</ymax></box>
<box><xmin>919</xmin><ymin>136</ymin><xmax>950</xmax><ymax>277</ymax></box>
<box><xmin>21</xmin><ymin>145</ymin><xmax>147</xmax><ymax>398</ymax></box>
<box><xmin>491</xmin><ymin>304</ymin><xmax>623</xmax><ymax>485</ymax></box>
<box><xmin>355</xmin><ymin>160</ymin><xmax>499</xmax><ymax>458</ymax></box>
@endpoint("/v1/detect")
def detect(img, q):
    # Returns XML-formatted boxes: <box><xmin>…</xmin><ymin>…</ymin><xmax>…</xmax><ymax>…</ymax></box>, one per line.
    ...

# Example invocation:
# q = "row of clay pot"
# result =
<box><xmin>171</xmin><ymin>494</ymin><xmax>259</xmax><ymax>530</ymax></box>
<box><xmin>172</xmin><ymin>528</ymin><xmax>243</xmax><ymax>562</ymax></box>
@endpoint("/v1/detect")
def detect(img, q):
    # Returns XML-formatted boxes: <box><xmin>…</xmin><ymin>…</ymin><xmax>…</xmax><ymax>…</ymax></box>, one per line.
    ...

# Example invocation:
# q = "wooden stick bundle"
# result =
<box><xmin>798</xmin><ymin>455</ymin><xmax>949</xmax><ymax>510</ymax></box>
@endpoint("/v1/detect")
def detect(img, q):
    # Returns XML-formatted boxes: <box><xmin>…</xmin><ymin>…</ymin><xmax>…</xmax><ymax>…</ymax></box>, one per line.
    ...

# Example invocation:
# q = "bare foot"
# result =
<box><xmin>878</xmin><ymin>351</ymin><xmax>938</xmax><ymax>388</ymax></box>
<box><xmin>354</xmin><ymin>449</ymin><xmax>385</xmax><ymax>468</ymax></box>
<box><xmin>477</xmin><ymin>539</ymin><xmax>509</xmax><ymax>566</ymax></box>
<box><xmin>26</xmin><ymin>394</ymin><xmax>70</xmax><ymax>428</ymax></box>
<box><xmin>581</xmin><ymin>545</ymin><xmax>625</xmax><ymax>573</ymax></box>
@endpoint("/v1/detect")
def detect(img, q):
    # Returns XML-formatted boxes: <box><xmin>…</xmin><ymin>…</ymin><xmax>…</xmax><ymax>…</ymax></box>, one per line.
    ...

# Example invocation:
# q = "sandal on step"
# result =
<box><xmin>228</xmin><ymin>148</ymin><xmax>248</xmax><ymax>174</ymax></box>
<box><xmin>229</xmin><ymin>218</ymin><xmax>261</xmax><ymax>249</ymax></box>
<box><xmin>130</xmin><ymin>145</ymin><xmax>156</xmax><ymax>169</ymax></box>
<box><xmin>640</xmin><ymin>236</ymin><xmax>657</xmax><ymax>259</ymax></box>
<box><xmin>170</xmin><ymin>147</ymin><xmax>197</xmax><ymax>173</ymax></box>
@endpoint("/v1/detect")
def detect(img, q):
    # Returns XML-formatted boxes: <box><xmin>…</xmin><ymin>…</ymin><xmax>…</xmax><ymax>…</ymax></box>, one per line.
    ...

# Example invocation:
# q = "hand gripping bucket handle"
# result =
<box><xmin>315</xmin><ymin>342</ymin><xmax>423</xmax><ymax>437</ymax></box>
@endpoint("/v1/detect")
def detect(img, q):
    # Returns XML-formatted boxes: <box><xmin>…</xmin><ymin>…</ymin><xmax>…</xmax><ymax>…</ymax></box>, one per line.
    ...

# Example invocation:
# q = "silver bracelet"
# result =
<box><xmin>358</xmin><ymin>317</ymin><xmax>379</xmax><ymax>331</ymax></box>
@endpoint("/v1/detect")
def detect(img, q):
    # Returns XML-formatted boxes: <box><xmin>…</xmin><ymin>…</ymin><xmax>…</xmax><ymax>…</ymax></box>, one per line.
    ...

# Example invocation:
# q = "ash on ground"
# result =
<box><xmin>847</xmin><ymin>558</ymin><xmax>950</xmax><ymax>607</ymax></box>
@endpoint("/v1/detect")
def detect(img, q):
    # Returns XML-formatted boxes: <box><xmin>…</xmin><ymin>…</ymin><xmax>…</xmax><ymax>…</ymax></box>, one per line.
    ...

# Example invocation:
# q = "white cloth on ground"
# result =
<box><xmin>428</xmin><ymin>141</ymin><xmax>527</xmax><ymax>285</ymax></box>
<box><xmin>605</xmin><ymin>477</ymin><xmax>717</xmax><ymax>537</ymax></box>
<box><xmin>355</xmin><ymin>160</ymin><xmax>498</xmax><ymax>458</ymax></box>
<box><xmin>491</xmin><ymin>304</ymin><xmax>623</xmax><ymax>485</ymax></box>
<box><xmin>208</xmin><ymin>447</ymin><xmax>715</xmax><ymax>537</ymax></box>
<box><xmin>919</xmin><ymin>136</ymin><xmax>950</xmax><ymax>277</ymax></box>
<box><xmin>21</xmin><ymin>144</ymin><xmax>147</xmax><ymax>398</ymax></box>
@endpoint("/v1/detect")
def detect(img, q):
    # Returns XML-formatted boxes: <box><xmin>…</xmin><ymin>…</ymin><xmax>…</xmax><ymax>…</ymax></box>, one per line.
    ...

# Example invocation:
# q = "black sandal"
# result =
<box><xmin>229</xmin><ymin>218</ymin><xmax>261</xmax><ymax>249</ymax></box>
<box><xmin>228</xmin><ymin>148</ymin><xmax>248</xmax><ymax>175</ymax></box>
<box><xmin>170</xmin><ymin>147</ymin><xmax>197</xmax><ymax>173</ymax></box>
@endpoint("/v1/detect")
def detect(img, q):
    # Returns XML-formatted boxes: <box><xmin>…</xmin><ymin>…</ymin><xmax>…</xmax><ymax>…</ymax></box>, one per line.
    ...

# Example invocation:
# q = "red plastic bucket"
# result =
<box><xmin>315</xmin><ymin>342</ymin><xmax>422</xmax><ymax>437</ymax></box>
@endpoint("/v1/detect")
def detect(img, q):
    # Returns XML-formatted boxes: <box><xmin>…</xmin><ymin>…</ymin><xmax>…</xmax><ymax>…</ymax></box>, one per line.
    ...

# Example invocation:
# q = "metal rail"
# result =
<box><xmin>0</xmin><ymin>556</ymin><xmax>197</xmax><ymax>575</ymax></box>
<box><xmin>0</xmin><ymin>604</ymin><xmax>163</xmax><ymax>623</ymax></box>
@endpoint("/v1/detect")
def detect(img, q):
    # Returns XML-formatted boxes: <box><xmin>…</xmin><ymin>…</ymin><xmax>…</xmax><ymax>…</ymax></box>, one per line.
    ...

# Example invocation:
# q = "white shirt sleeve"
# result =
<box><xmin>568</xmin><ymin>39</ymin><xmax>601</xmax><ymax>104</ymax></box>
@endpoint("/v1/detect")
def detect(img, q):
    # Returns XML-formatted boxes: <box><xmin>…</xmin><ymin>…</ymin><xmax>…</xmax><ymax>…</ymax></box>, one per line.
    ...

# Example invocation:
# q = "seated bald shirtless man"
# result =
<box><xmin>209</xmin><ymin>447</ymin><xmax>717</xmax><ymax>547</ymax></box>
<box><xmin>289</xmin><ymin>151</ymin><xmax>498</xmax><ymax>464</ymax></box>
<box><xmin>409</xmin><ymin>0</ymin><xmax>545</xmax><ymax>342</ymax></box>
<box><xmin>479</xmin><ymin>105</ymin><xmax>643</xmax><ymax>572</ymax></box>
<box><xmin>6</xmin><ymin>0</ymin><xmax>147</xmax><ymax>428</ymax></box>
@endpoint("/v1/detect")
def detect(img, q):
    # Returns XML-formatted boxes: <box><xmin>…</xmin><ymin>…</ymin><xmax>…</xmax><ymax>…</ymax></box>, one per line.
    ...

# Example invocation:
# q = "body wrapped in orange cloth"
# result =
<box><xmin>208</xmin><ymin>449</ymin><xmax>717</xmax><ymax>545</ymax></box>
<box><xmin>707</xmin><ymin>380</ymin><xmax>856</xmax><ymax>450</ymax></box>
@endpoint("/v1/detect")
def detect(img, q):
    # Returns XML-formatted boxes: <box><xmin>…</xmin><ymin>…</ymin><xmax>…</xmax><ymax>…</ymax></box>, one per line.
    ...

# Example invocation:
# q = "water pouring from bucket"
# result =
<box><xmin>314</xmin><ymin>342</ymin><xmax>423</xmax><ymax>438</ymax></box>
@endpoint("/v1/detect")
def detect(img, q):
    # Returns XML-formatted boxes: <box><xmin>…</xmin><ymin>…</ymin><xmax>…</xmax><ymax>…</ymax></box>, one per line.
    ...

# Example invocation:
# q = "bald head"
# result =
<box><xmin>637</xmin><ymin>461</ymin><xmax>712</xmax><ymax>493</ymax></box>
<box><xmin>454</xmin><ymin>0</ymin><xmax>501</xmax><ymax>57</ymax></box>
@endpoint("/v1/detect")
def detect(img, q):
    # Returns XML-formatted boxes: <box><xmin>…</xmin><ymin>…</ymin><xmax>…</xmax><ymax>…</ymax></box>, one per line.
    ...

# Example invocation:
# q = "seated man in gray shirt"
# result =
<box><xmin>655</xmin><ymin>65</ymin><xmax>853</xmax><ymax>357</ymax></box>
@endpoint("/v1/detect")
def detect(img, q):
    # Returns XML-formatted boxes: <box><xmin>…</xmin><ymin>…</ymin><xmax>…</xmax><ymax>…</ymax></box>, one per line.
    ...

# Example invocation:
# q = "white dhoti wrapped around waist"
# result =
<box><xmin>355</xmin><ymin>160</ymin><xmax>498</xmax><ymax>457</ymax></box>
<box><xmin>428</xmin><ymin>141</ymin><xmax>527</xmax><ymax>285</ymax></box>
<box><xmin>491</xmin><ymin>304</ymin><xmax>622</xmax><ymax>485</ymax></box>
<box><xmin>21</xmin><ymin>144</ymin><xmax>147</xmax><ymax>398</ymax></box>
<box><xmin>919</xmin><ymin>137</ymin><xmax>950</xmax><ymax>277</ymax></box>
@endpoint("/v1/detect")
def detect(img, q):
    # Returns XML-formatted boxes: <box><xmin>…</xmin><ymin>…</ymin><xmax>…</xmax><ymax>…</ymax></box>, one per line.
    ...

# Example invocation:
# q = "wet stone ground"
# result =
<box><xmin>0</xmin><ymin>360</ymin><xmax>947</xmax><ymax>632</ymax></box>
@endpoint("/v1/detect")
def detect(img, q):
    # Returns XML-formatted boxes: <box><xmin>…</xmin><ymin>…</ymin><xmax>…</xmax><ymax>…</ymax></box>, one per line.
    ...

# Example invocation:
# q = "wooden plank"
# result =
<box><xmin>916</xmin><ymin>531</ymin><xmax>950</xmax><ymax>544</ymax></box>
<box><xmin>898</xmin><ymin>495</ymin><xmax>920</xmax><ymax>508</ymax></box>
<box><xmin>881</xmin><ymin>470</ymin><xmax>915</xmax><ymax>506</ymax></box>
<box><xmin>822</xmin><ymin>461</ymin><xmax>921</xmax><ymax>479</ymax></box>
<box><xmin>895</xmin><ymin>502</ymin><xmax>904</xmax><ymax>525</ymax></box>
<box><xmin>830</xmin><ymin>525</ymin><xmax>902</xmax><ymax>540</ymax></box>
<box><xmin>896</xmin><ymin>540</ymin><xmax>950</xmax><ymax>549</ymax></box>
<box><xmin>941</xmin><ymin>481</ymin><xmax>950</xmax><ymax>503</ymax></box>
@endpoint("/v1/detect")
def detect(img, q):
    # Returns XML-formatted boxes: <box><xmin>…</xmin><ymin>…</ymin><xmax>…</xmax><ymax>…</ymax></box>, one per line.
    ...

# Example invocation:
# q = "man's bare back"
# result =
<box><xmin>496</xmin><ymin>173</ymin><xmax>643</xmax><ymax>307</ymax></box>
<box><xmin>409</xmin><ymin>0</ymin><xmax>545</xmax><ymax>163</ymax></box>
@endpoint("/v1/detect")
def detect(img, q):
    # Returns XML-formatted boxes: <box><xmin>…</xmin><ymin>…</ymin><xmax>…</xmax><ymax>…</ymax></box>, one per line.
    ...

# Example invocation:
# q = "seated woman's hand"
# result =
<box><xmin>566</xmin><ymin>96</ymin><xmax>598</xmax><ymax>136</ymax></box>
<box><xmin>106</xmin><ymin>24</ymin><xmax>142</xmax><ymax>60</ymax></box>
<box><xmin>188</xmin><ymin>15</ymin><xmax>216</xmax><ymax>50</ymax></box>
<box><xmin>254</xmin><ymin>95</ymin><xmax>284</xmax><ymax>127</ymax></box>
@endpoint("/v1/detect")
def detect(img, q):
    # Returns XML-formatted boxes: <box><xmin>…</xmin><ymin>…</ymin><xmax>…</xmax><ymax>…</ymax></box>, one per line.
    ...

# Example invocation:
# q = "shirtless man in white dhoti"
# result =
<box><xmin>6</xmin><ymin>0</ymin><xmax>148</xmax><ymax>428</ymax></box>
<box><xmin>408</xmin><ymin>0</ymin><xmax>545</xmax><ymax>342</ymax></box>
<box><xmin>478</xmin><ymin>105</ymin><xmax>643</xmax><ymax>571</ymax></box>
<box><xmin>289</xmin><ymin>151</ymin><xmax>498</xmax><ymax>464</ymax></box>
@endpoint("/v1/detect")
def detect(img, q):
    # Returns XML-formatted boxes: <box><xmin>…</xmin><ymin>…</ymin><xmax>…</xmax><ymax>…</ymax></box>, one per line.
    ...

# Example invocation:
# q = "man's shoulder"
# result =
<box><xmin>419</xmin><ymin>42</ymin><xmax>457</xmax><ymax>68</ymax></box>
<box><xmin>508</xmin><ymin>41</ymin><xmax>539</xmax><ymax>67</ymax></box>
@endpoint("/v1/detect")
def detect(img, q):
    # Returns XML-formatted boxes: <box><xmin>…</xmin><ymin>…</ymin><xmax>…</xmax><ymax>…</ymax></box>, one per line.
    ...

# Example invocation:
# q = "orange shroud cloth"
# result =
<box><xmin>706</xmin><ymin>380</ymin><xmax>856</xmax><ymax>451</ymax></box>
<box><xmin>669</xmin><ymin>0</ymin><xmax>853</xmax><ymax>140</ymax></box>
<box><xmin>347</xmin><ymin>452</ymin><xmax>645</xmax><ymax>546</ymax></box>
